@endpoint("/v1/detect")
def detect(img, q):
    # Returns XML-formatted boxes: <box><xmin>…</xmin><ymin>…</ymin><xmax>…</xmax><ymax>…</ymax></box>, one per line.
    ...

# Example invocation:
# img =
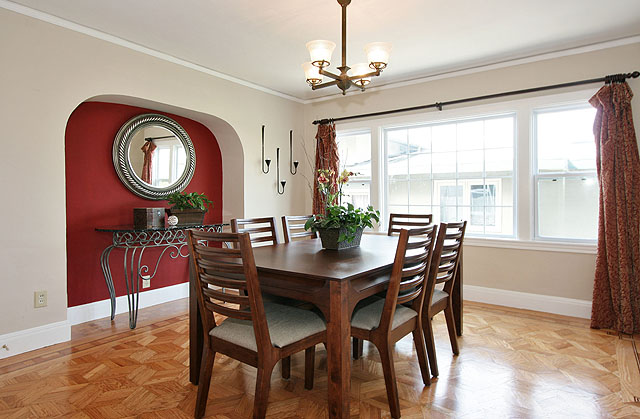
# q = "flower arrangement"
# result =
<box><xmin>305</xmin><ymin>169</ymin><xmax>380</xmax><ymax>244</ymax></box>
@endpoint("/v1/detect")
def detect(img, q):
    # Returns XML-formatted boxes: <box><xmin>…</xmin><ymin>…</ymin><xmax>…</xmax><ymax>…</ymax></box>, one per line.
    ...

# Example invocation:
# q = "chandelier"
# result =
<box><xmin>302</xmin><ymin>0</ymin><xmax>391</xmax><ymax>95</ymax></box>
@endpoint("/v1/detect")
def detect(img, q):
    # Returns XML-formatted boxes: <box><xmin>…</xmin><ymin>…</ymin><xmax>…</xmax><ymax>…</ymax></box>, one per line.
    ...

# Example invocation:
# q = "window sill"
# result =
<box><xmin>463</xmin><ymin>237</ymin><xmax>596</xmax><ymax>254</ymax></box>
<box><xmin>364</xmin><ymin>231</ymin><xmax>597</xmax><ymax>254</ymax></box>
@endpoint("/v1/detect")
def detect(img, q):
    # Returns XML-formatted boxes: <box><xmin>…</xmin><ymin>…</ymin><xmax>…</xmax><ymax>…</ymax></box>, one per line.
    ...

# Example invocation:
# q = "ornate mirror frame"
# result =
<box><xmin>112</xmin><ymin>113</ymin><xmax>196</xmax><ymax>200</ymax></box>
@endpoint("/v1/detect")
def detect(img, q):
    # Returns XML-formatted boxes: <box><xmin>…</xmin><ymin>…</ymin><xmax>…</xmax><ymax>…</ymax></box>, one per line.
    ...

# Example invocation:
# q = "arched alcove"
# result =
<box><xmin>65</xmin><ymin>96</ymin><xmax>244</xmax><ymax>317</ymax></box>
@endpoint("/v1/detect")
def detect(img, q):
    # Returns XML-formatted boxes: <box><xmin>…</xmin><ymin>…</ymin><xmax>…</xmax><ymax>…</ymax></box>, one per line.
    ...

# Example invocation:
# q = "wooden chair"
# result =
<box><xmin>187</xmin><ymin>230</ymin><xmax>326</xmax><ymax>419</ymax></box>
<box><xmin>387</xmin><ymin>213</ymin><xmax>433</xmax><ymax>236</ymax></box>
<box><xmin>231</xmin><ymin>216</ymin><xmax>295</xmax><ymax>378</ymax></box>
<box><xmin>422</xmin><ymin>221</ymin><xmax>466</xmax><ymax>380</ymax></box>
<box><xmin>230</xmin><ymin>217</ymin><xmax>280</xmax><ymax>246</ymax></box>
<box><xmin>350</xmin><ymin>226</ymin><xmax>437</xmax><ymax>418</ymax></box>
<box><xmin>282</xmin><ymin>215</ymin><xmax>317</xmax><ymax>243</ymax></box>
<box><xmin>353</xmin><ymin>212</ymin><xmax>434</xmax><ymax>359</ymax></box>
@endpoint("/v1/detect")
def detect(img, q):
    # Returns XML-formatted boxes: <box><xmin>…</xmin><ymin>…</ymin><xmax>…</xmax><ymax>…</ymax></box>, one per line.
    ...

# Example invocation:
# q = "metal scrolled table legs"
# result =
<box><xmin>98</xmin><ymin>225</ymin><xmax>223</xmax><ymax>329</ymax></box>
<box><xmin>123</xmin><ymin>247</ymin><xmax>141</xmax><ymax>329</ymax></box>
<box><xmin>100</xmin><ymin>245</ymin><xmax>117</xmax><ymax>320</ymax></box>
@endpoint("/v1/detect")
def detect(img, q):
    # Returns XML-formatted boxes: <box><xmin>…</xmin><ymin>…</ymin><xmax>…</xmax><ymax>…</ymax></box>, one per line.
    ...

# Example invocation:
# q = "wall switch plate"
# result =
<box><xmin>34</xmin><ymin>290</ymin><xmax>47</xmax><ymax>308</ymax></box>
<box><xmin>142</xmin><ymin>275</ymin><xmax>151</xmax><ymax>289</ymax></box>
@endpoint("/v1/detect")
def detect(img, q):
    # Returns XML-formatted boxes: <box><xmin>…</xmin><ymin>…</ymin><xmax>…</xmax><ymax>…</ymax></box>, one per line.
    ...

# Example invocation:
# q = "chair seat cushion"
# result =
<box><xmin>431</xmin><ymin>288</ymin><xmax>448</xmax><ymax>306</ymax></box>
<box><xmin>351</xmin><ymin>296</ymin><xmax>418</xmax><ymax>331</ymax></box>
<box><xmin>209</xmin><ymin>302</ymin><xmax>326</xmax><ymax>352</ymax></box>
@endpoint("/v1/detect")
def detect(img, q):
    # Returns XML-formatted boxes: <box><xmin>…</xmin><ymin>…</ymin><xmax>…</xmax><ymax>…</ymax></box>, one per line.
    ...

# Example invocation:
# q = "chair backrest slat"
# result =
<box><xmin>205</xmin><ymin>300</ymin><xmax>252</xmax><ymax>320</ymax></box>
<box><xmin>425</xmin><ymin>221</ymin><xmax>467</xmax><ymax>303</ymax></box>
<box><xmin>387</xmin><ymin>213</ymin><xmax>433</xmax><ymax>236</ymax></box>
<box><xmin>203</xmin><ymin>287</ymin><xmax>249</xmax><ymax>306</ymax></box>
<box><xmin>199</xmin><ymin>273</ymin><xmax>247</xmax><ymax>290</ymax></box>
<box><xmin>231</xmin><ymin>217</ymin><xmax>280</xmax><ymax>247</ymax></box>
<box><xmin>282</xmin><ymin>215</ymin><xmax>317</xmax><ymax>243</ymax></box>
<box><xmin>187</xmin><ymin>229</ymin><xmax>271</xmax><ymax>352</ymax></box>
<box><xmin>378</xmin><ymin>225</ymin><xmax>437</xmax><ymax>332</ymax></box>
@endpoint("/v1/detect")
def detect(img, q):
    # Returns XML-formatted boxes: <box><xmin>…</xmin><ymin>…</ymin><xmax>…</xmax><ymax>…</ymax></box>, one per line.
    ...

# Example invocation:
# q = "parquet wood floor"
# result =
<box><xmin>1</xmin><ymin>299</ymin><xmax>639</xmax><ymax>418</ymax></box>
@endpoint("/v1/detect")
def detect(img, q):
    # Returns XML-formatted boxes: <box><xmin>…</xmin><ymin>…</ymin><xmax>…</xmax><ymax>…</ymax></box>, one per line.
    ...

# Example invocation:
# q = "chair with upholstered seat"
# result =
<box><xmin>353</xmin><ymin>212</ymin><xmax>434</xmax><ymax>360</ymax></box>
<box><xmin>282</xmin><ymin>215</ymin><xmax>317</xmax><ymax>243</ymax></box>
<box><xmin>422</xmin><ymin>221</ymin><xmax>466</xmax><ymax>380</ymax></box>
<box><xmin>187</xmin><ymin>230</ymin><xmax>326</xmax><ymax>419</ymax></box>
<box><xmin>231</xmin><ymin>216</ymin><xmax>299</xmax><ymax>378</ymax></box>
<box><xmin>350</xmin><ymin>226</ymin><xmax>437</xmax><ymax>418</ymax></box>
<box><xmin>387</xmin><ymin>213</ymin><xmax>432</xmax><ymax>236</ymax></box>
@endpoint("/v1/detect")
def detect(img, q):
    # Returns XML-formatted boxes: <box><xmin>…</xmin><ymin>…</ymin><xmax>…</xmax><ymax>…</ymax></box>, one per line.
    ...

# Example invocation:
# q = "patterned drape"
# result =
<box><xmin>590</xmin><ymin>82</ymin><xmax>640</xmax><ymax>334</ymax></box>
<box><xmin>141</xmin><ymin>140</ymin><xmax>157</xmax><ymax>184</ymax></box>
<box><xmin>312</xmin><ymin>122</ymin><xmax>340</xmax><ymax>214</ymax></box>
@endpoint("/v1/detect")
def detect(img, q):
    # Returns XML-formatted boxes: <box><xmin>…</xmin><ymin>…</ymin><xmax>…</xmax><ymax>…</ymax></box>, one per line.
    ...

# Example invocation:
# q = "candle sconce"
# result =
<box><xmin>277</xmin><ymin>148</ymin><xmax>286</xmax><ymax>195</ymax></box>
<box><xmin>289</xmin><ymin>130</ymin><xmax>298</xmax><ymax>175</ymax></box>
<box><xmin>261</xmin><ymin>125</ymin><xmax>271</xmax><ymax>174</ymax></box>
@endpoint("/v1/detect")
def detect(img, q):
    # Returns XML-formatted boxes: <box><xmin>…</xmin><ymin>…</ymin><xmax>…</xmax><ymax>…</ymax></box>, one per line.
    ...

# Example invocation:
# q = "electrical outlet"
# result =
<box><xmin>34</xmin><ymin>290</ymin><xmax>47</xmax><ymax>308</ymax></box>
<box><xmin>142</xmin><ymin>275</ymin><xmax>151</xmax><ymax>289</ymax></box>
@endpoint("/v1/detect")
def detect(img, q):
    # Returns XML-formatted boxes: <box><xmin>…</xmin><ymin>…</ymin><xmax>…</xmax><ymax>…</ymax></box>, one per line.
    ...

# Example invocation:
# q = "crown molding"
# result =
<box><xmin>0</xmin><ymin>0</ymin><xmax>305</xmax><ymax>104</ymax></box>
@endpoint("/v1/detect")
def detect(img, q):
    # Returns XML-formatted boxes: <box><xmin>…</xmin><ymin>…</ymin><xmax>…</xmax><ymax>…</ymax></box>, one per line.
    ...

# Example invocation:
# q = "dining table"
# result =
<box><xmin>188</xmin><ymin>233</ymin><xmax>463</xmax><ymax>418</ymax></box>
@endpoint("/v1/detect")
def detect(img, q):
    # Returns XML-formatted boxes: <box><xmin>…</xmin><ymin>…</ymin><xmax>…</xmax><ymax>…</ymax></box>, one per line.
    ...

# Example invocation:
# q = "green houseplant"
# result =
<box><xmin>305</xmin><ymin>169</ymin><xmax>379</xmax><ymax>249</ymax></box>
<box><xmin>166</xmin><ymin>191</ymin><xmax>213</xmax><ymax>226</ymax></box>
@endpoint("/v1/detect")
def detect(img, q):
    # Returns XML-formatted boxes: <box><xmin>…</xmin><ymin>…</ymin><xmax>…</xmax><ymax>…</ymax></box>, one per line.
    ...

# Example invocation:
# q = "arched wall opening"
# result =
<box><xmin>65</xmin><ymin>95</ymin><xmax>244</xmax><ymax>316</ymax></box>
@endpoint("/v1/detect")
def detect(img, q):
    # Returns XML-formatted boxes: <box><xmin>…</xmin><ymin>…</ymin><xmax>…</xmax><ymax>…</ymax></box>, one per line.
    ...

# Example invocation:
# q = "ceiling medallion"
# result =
<box><xmin>302</xmin><ymin>0</ymin><xmax>391</xmax><ymax>95</ymax></box>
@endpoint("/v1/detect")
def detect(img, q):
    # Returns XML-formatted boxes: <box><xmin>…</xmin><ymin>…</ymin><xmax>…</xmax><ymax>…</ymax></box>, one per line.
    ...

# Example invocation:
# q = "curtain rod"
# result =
<box><xmin>312</xmin><ymin>71</ymin><xmax>640</xmax><ymax>125</ymax></box>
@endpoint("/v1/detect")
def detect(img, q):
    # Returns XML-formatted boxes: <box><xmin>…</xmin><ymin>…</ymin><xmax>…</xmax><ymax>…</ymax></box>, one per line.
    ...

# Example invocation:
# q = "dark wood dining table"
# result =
<box><xmin>188</xmin><ymin>234</ymin><xmax>463</xmax><ymax>418</ymax></box>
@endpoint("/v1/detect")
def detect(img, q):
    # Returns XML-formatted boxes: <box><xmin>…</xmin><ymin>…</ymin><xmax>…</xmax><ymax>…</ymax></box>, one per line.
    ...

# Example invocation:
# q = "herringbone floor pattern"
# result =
<box><xmin>1</xmin><ymin>299</ymin><xmax>639</xmax><ymax>418</ymax></box>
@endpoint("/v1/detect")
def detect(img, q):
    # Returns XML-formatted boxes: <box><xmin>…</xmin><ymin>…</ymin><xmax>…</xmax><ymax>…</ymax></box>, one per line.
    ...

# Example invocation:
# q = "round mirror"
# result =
<box><xmin>113</xmin><ymin>114</ymin><xmax>195</xmax><ymax>200</ymax></box>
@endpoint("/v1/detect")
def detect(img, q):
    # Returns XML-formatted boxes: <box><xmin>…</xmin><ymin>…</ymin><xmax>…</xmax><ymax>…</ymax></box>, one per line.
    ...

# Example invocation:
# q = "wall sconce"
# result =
<box><xmin>289</xmin><ymin>130</ymin><xmax>298</xmax><ymax>175</ymax></box>
<box><xmin>277</xmin><ymin>148</ymin><xmax>286</xmax><ymax>194</ymax></box>
<box><xmin>261</xmin><ymin>125</ymin><xmax>271</xmax><ymax>174</ymax></box>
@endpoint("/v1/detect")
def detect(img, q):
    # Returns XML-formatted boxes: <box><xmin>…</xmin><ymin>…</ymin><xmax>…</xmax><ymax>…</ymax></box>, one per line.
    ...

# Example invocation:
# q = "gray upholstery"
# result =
<box><xmin>209</xmin><ymin>302</ymin><xmax>326</xmax><ymax>352</ymax></box>
<box><xmin>351</xmin><ymin>296</ymin><xmax>418</xmax><ymax>331</ymax></box>
<box><xmin>431</xmin><ymin>288</ymin><xmax>448</xmax><ymax>306</ymax></box>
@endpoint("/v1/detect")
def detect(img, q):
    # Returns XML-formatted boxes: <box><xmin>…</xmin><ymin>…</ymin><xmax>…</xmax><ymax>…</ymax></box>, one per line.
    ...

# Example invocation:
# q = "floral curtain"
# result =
<box><xmin>141</xmin><ymin>140</ymin><xmax>157</xmax><ymax>184</ymax></box>
<box><xmin>313</xmin><ymin>122</ymin><xmax>340</xmax><ymax>214</ymax></box>
<box><xmin>590</xmin><ymin>81</ymin><xmax>640</xmax><ymax>334</ymax></box>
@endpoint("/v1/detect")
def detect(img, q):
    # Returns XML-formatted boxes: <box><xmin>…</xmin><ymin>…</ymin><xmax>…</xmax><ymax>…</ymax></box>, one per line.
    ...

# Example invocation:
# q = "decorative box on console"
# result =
<box><xmin>133</xmin><ymin>208</ymin><xmax>166</xmax><ymax>229</ymax></box>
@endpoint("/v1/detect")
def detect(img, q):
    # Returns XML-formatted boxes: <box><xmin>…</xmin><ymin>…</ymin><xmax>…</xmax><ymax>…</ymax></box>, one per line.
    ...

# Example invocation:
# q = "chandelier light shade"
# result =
<box><xmin>302</xmin><ymin>62</ymin><xmax>322</xmax><ymax>86</ymax></box>
<box><xmin>349</xmin><ymin>63</ymin><xmax>372</xmax><ymax>87</ymax></box>
<box><xmin>303</xmin><ymin>0</ymin><xmax>391</xmax><ymax>95</ymax></box>
<box><xmin>306</xmin><ymin>40</ymin><xmax>336</xmax><ymax>67</ymax></box>
<box><xmin>364</xmin><ymin>42</ymin><xmax>392</xmax><ymax>70</ymax></box>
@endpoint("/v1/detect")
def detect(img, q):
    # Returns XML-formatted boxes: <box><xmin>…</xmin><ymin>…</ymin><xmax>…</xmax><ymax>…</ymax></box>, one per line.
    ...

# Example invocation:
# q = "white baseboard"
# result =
<box><xmin>67</xmin><ymin>282</ymin><xmax>189</xmax><ymax>326</ymax></box>
<box><xmin>464</xmin><ymin>284</ymin><xmax>592</xmax><ymax>319</ymax></box>
<box><xmin>0</xmin><ymin>320</ymin><xmax>70</xmax><ymax>360</ymax></box>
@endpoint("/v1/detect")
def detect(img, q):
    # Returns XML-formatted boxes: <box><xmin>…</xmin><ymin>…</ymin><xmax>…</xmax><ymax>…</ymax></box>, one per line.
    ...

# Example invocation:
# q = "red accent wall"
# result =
<box><xmin>65</xmin><ymin>102</ymin><xmax>223</xmax><ymax>307</ymax></box>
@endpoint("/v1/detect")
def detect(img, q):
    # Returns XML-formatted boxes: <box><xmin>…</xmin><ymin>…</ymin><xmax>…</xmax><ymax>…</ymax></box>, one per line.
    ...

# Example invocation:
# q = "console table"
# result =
<box><xmin>96</xmin><ymin>224</ymin><xmax>225</xmax><ymax>328</ymax></box>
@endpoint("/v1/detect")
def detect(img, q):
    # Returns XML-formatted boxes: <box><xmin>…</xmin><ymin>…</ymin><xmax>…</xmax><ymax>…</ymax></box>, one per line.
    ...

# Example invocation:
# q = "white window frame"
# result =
<box><xmin>334</xmin><ymin>88</ymin><xmax>598</xmax><ymax>253</ymax></box>
<box><xmin>532</xmin><ymin>103</ymin><xmax>598</xmax><ymax>243</ymax></box>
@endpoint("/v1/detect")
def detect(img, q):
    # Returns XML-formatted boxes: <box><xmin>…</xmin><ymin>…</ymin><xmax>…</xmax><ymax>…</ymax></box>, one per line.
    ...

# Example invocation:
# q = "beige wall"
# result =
<box><xmin>304</xmin><ymin>42</ymin><xmax>640</xmax><ymax>302</ymax></box>
<box><xmin>0</xmin><ymin>9</ymin><xmax>307</xmax><ymax>335</ymax></box>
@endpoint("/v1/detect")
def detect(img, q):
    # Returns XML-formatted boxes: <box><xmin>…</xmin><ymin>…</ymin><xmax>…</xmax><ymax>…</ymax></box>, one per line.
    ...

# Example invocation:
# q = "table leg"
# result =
<box><xmin>100</xmin><ymin>245</ymin><xmax>116</xmax><ymax>320</ymax></box>
<box><xmin>452</xmin><ymin>246</ymin><xmax>463</xmax><ymax>336</ymax></box>
<box><xmin>189</xmin><ymin>254</ymin><xmax>203</xmax><ymax>385</ymax></box>
<box><xmin>123</xmin><ymin>248</ymin><xmax>141</xmax><ymax>329</ymax></box>
<box><xmin>327</xmin><ymin>280</ymin><xmax>350</xmax><ymax>418</ymax></box>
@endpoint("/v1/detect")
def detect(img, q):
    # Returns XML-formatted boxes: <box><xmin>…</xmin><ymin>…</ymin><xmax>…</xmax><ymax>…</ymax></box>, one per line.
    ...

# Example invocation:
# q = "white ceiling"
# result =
<box><xmin>8</xmin><ymin>0</ymin><xmax>640</xmax><ymax>100</ymax></box>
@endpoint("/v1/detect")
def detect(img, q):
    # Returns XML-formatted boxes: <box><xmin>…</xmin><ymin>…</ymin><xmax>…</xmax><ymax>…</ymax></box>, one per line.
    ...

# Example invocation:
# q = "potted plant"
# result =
<box><xmin>166</xmin><ymin>191</ymin><xmax>213</xmax><ymax>226</ymax></box>
<box><xmin>305</xmin><ymin>169</ymin><xmax>379</xmax><ymax>250</ymax></box>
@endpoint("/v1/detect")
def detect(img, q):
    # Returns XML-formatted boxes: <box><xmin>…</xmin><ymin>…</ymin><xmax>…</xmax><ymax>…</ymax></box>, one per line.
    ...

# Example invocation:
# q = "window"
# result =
<box><xmin>336</xmin><ymin>131</ymin><xmax>371</xmax><ymax>208</ymax></box>
<box><xmin>534</xmin><ymin>105</ymin><xmax>598</xmax><ymax>241</ymax></box>
<box><xmin>334</xmin><ymin>89</ymin><xmax>599</xmax><ymax>247</ymax></box>
<box><xmin>384</xmin><ymin>114</ymin><xmax>515</xmax><ymax>237</ymax></box>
